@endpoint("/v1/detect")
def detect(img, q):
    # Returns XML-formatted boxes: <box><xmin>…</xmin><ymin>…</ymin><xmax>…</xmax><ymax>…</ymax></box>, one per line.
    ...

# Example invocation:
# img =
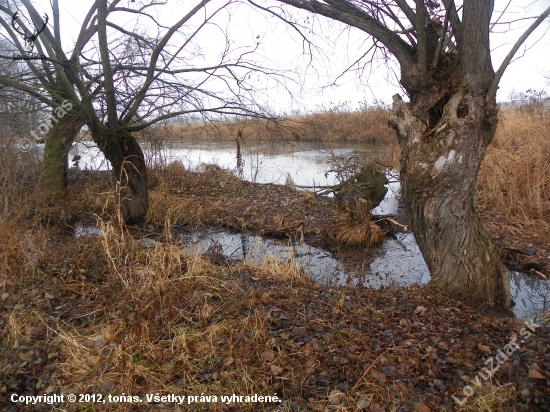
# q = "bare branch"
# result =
<box><xmin>488</xmin><ymin>5</ymin><xmax>550</xmax><ymax>100</ymax></box>
<box><xmin>441</xmin><ymin>0</ymin><xmax>462</xmax><ymax>47</ymax></box>
<box><xmin>277</xmin><ymin>0</ymin><xmax>414</xmax><ymax>67</ymax></box>
<box><xmin>430</xmin><ymin>3</ymin><xmax>451</xmax><ymax>69</ymax></box>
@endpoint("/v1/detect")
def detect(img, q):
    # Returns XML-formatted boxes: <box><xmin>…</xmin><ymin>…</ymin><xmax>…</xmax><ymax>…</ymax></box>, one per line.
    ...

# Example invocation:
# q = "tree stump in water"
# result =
<box><xmin>334</xmin><ymin>164</ymin><xmax>388</xmax><ymax>212</ymax></box>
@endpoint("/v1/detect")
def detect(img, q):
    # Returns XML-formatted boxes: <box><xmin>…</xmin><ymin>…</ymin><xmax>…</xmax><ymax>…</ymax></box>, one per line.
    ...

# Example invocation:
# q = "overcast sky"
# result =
<box><xmin>5</xmin><ymin>0</ymin><xmax>550</xmax><ymax>113</ymax></box>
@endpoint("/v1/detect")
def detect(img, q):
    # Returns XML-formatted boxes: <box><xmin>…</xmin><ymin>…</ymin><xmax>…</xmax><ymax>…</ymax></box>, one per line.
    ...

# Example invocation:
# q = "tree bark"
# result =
<box><xmin>42</xmin><ymin>114</ymin><xmax>83</xmax><ymax>197</ymax></box>
<box><xmin>389</xmin><ymin>89</ymin><xmax>511</xmax><ymax>309</ymax></box>
<box><xmin>98</xmin><ymin>129</ymin><xmax>149</xmax><ymax>223</ymax></box>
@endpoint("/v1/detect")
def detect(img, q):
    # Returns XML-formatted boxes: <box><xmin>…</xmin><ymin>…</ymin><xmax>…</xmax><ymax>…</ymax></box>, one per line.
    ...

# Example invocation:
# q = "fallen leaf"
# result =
<box><xmin>260</xmin><ymin>350</ymin><xmax>276</xmax><ymax>361</ymax></box>
<box><xmin>86</xmin><ymin>335</ymin><xmax>108</xmax><ymax>349</ymax></box>
<box><xmin>160</xmin><ymin>363</ymin><xmax>176</xmax><ymax>374</ymax></box>
<box><xmin>415</xmin><ymin>401</ymin><xmax>432</xmax><ymax>412</ymax></box>
<box><xmin>328</xmin><ymin>390</ymin><xmax>342</xmax><ymax>405</ymax></box>
<box><xmin>369</xmin><ymin>402</ymin><xmax>386</xmax><ymax>412</ymax></box>
<box><xmin>18</xmin><ymin>350</ymin><xmax>36</xmax><ymax>361</ymax></box>
<box><xmin>382</xmin><ymin>365</ymin><xmax>396</xmax><ymax>377</ymax></box>
<box><xmin>477</xmin><ymin>343</ymin><xmax>492</xmax><ymax>356</ymax></box>
<box><xmin>31</xmin><ymin>326</ymin><xmax>46</xmax><ymax>338</ymax></box>
<box><xmin>192</xmin><ymin>341</ymin><xmax>209</xmax><ymax>353</ymax></box>
<box><xmin>370</xmin><ymin>370</ymin><xmax>386</xmax><ymax>384</ymax></box>
<box><xmin>356</xmin><ymin>397</ymin><xmax>371</xmax><ymax>410</ymax></box>
<box><xmin>304</xmin><ymin>359</ymin><xmax>316</xmax><ymax>369</ymax></box>
<box><xmin>528</xmin><ymin>369</ymin><xmax>546</xmax><ymax>379</ymax></box>
<box><xmin>270</xmin><ymin>365</ymin><xmax>284</xmax><ymax>376</ymax></box>
<box><xmin>292</xmin><ymin>326</ymin><xmax>307</xmax><ymax>336</ymax></box>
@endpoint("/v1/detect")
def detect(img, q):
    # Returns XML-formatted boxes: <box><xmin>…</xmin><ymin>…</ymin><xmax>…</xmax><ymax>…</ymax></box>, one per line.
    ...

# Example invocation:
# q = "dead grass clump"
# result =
<box><xmin>0</xmin><ymin>224</ymin><xmax>46</xmax><ymax>285</ymax></box>
<box><xmin>477</xmin><ymin>110</ymin><xmax>550</xmax><ymax>230</ymax></box>
<box><xmin>327</xmin><ymin>199</ymin><xmax>385</xmax><ymax>247</ymax></box>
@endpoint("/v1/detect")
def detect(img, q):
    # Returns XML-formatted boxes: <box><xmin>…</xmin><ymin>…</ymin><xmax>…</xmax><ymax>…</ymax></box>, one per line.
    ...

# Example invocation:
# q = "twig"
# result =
<box><xmin>372</xmin><ymin>217</ymin><xmax>409</xmax><ymax>232</ymax></box>
<box><xmin>351</xmin><ymin>347</ymin><xmax>409</xmax><ymax>391</ymax></box>
<box><xmin>532</xmin><ymin>270</ymin><xmax>547</xmax><ymax>280</ymax></box>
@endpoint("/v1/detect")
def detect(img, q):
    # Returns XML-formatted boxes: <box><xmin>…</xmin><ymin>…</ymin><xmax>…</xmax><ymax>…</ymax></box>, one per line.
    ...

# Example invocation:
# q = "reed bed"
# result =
<box><xmin>477</xmin><ymin>108</ymin><xmax>550</xmax><ymax>234</ymax></box>
<box><xmin>135</xmin><ymin>102</ymin><xmax>397</xmax><ymax>144</ymax></box>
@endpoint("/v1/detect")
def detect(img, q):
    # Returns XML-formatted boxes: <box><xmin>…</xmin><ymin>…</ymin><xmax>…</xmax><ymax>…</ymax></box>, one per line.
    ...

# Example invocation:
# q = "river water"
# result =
<box><xmin>58</xmin><ymin>140</ymin><xmax>549</xmax><ymax>321</ymax></box>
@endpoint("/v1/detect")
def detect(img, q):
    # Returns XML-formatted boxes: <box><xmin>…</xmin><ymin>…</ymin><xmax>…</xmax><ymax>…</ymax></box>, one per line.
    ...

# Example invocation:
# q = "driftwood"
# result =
<box><xmin>502</xmin><ymin>244</ymin><xmax>548</xmax><ymax>278</ymax></box>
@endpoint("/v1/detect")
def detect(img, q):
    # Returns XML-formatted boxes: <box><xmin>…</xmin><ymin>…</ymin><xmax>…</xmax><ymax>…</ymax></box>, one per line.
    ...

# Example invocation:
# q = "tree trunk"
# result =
<box><xmin>389</xmin><ymin>89</ymin><xmax>511</xmax><ymax>309</ymax></box>
<box><xmin>42</xmin><ymin>114</ymin><xmax>83</xmax><ymax>197</ymax></box>
<box><xmin>99</xmin><ymin>130</ymin><xmax>149</xmax><ymax>223</ymax></box>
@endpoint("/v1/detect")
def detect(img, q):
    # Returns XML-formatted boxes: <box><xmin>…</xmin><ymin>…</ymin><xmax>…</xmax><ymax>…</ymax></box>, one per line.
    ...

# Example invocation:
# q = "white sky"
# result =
<box><xmin>4</xmin><ymin>0</ymin><xmax>550</xmax><ymax>113</ymax></box>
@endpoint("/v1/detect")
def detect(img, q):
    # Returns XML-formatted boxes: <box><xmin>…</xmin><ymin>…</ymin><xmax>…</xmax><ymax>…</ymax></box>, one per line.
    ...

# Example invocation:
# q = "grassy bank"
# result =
<box><xmin>1</xmin><ymin>108</ymin><xmax>550</xmax><ymax>411</ymax></box>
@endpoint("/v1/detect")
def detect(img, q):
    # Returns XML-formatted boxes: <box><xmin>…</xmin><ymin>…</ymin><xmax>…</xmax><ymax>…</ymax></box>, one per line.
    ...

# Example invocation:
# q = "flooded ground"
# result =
<box><xmin>60</xmin><ymin>139</ymin><xmax>547</xmax><ymax>321</ymax></box>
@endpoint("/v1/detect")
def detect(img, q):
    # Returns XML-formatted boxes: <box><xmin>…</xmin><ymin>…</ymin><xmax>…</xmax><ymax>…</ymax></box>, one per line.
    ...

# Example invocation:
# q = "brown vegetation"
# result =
<box><xmin>476</xmin><ymin>107</ymin><xmax>550</xmax><ymax>265</ymax></box>
<box><xmin>1</xmin><ymin>108</ymin><xmax>550</xmax><ymax>411</ymax></box>
<box><xmin>1</xmin><ymin>214</ymin><xmax>549</xmax><ymax>411</ymax></box>
<box><xmin>135</xmin><ymin>102</ymin><xmax>397</xmax><ymax>144</ymax></box>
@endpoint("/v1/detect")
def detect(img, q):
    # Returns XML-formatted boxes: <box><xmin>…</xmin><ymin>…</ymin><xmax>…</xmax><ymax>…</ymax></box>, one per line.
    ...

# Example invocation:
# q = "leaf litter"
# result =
<box><xmin>1</xmin><ymin>233</ymin><xmax>549</xmax><ymax>411</ymax></box>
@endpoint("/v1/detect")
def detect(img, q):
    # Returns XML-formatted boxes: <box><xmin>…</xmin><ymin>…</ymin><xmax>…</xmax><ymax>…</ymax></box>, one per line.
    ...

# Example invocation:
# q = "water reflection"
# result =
<box><xmin>510</xmin><ymin>271</ymin><xmax>550</xmax><ymax>321</ymax></box>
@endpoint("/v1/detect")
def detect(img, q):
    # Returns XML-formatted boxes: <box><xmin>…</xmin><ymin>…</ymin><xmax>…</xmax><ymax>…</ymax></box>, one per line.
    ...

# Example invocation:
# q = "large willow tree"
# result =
<box><xmin>275</xmin><ymin>0</ymin><xmax>550</xmax><ymax>308</ymax></box>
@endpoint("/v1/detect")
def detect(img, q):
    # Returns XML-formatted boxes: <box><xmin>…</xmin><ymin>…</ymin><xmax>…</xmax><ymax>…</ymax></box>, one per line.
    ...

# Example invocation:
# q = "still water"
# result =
<box><xmin>62</xmin><ymin>140</ymin><xmax>548</xmax><ymax>320</ymax></box>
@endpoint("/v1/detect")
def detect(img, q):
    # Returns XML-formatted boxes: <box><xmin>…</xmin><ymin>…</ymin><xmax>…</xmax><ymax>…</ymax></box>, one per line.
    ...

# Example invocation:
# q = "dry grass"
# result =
<box><xmin>327</xmin><ymin>199</ymin><xmax>385</xmax><ymax>247</ymax></box>
<box><xmin>477</xmin><ymin>109</ymin><xmax>550</xmax><ymax>246</ymax></box>
<box><xmin>136</xmin><ymin>103</ymin><xmax>397</xmax><ymax>144</ymax></box>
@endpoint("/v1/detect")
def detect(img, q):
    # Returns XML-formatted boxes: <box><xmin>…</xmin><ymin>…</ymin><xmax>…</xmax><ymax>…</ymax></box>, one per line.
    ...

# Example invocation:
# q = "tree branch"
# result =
<box><xmin>416</xmin><ymin>0</ymin><xmax>428</xmax><ymax>75</ymax></box>
<box><xmin>277</xmin><ymin>0</ymin><xmax>415</xmax><ymax>67</ymax></box>
<box><xmin>441</xmin><ymin>0</ymin><xmax>462</xmax><ymax>48</ymax></box>
<box><xmin>97</xmin><ymin>0</ymin><xmax>119</xmax><ymax>132</ymax></box>
<box><xmin>488</xmin><ymin>5</ymin><xmax>550</xmax><ymax>101</ymax></box>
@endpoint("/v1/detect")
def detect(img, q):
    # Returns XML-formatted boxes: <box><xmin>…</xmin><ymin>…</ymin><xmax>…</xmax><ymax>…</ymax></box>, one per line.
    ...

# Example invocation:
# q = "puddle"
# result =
<box><xmin>510</xmin><ymin>272</ymin><xmax>550</xmax><ymax>321</ymax></box>
<box><xmin>178</xmin><ymin>230</ymin><xmax>429</xmax><ymax>288</ymax></box>
<box><xmin>67</xmin><ymin>140</ymin><xmax>548</xmax><ymax>321</ymax></box>
<box><xmin>75</xmin><ymin>225</ymin><xmax>103</xmax><ymax>237</ymax></box>
<box><xmin>178</xmin><ymin>228</ymin><xmax>347</xmax><ymax>284</ymax></box>
<box><xmin>357</xmin><ymin>233</ymin><xmax>430</xmax><ymax>288</ymax></box>
<box><xmin>175</xmin><ymin>228</ymin><xmax>548</xmax><ymax>320</ymax></box>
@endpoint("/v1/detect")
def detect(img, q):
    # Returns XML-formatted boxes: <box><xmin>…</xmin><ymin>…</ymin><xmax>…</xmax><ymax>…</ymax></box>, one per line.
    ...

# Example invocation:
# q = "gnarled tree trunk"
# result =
<box><xmin>43</xmin><ymin>114</ymin><xmax>83</xmax><ymax>197</ymax></box>
<box><xmin>389</xmin><ymin>89</ymin><xmax>511</xmax><ymax>309</ymax></box>
<box><xmin>98</xmin><ymin>130</ymin><xmax>149</xmax><ymax>223</ymax></box>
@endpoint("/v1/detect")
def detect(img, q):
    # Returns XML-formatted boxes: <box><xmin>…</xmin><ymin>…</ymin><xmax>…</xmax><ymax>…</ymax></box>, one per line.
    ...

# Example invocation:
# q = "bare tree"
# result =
<box><xmin>273</xmin><ymin>0</ymin><xmax>550</xmax><ymax>309</ymax></box>
<box><xmin>0</xmin><ymin>0</ymin><xmax>277</xmax><ymax>221</ymax></box>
